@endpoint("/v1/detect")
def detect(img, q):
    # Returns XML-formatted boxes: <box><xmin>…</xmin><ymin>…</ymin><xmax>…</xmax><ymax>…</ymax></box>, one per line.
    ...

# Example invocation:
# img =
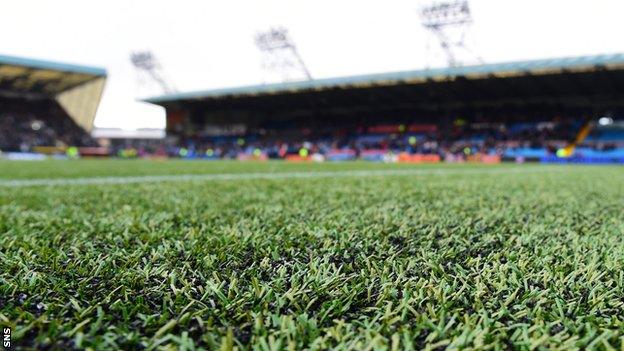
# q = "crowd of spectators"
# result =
<box><xmin>0</xmin><ymin>98</ymin><xmax>94</xmax><ymax>152</ymax></box>
<box><xmin>109</xmin><ymin>117</ymin><xmax>619</xmax><ymax>160</ymax></box>
<box><xmin>2</xmin><ymin>104</ymin><xmax>622</xmax><ymax>161</ymax></box>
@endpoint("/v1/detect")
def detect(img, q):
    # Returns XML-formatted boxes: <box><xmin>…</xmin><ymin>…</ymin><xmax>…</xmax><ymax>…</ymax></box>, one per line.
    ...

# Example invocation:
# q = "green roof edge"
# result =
<box><xmin>0</xmin><ymin>53</ymin><xmax>107</xmax><ymax>77</ymax></box>
<box><xmin>143</xmin><ymin>53</ymin><xmax>624</xmax><ymax>105</ymax></box>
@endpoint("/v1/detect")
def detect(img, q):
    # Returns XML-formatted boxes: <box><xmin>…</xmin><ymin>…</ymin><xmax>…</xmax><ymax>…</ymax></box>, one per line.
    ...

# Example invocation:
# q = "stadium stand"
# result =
<box><xmin>91</xmin><ymin>128</ymin><xmax>168</xmax><ymax>158</ymax></box>
<box><xmin>0</xmin><ymin>54</ymin><xmax>106</xmax><ymax>153</ymax></box>
<box><xmin>143</xmin><ymin>53</ymin><xmax>624</xmax><ymax>162</ymax></box>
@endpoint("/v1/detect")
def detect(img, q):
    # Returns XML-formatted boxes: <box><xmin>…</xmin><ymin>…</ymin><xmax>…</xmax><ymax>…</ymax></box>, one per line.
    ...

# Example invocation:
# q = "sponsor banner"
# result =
<box><xmin>141</xmin><ymin>155</ymin><xmax>171</xmax><ymax>161</ymax></box>
<box><xmin>467</xmin><ymin>154</ymin><xmax>502</xmax><ymax>164</ymax></box>
<box><xmin>408</xmin><ymin>124</ymin><xmax>437</xmax><ymax>133</ymax></box>
<box><xmin>285</xmin><ymin>155</ymin><xmax>311</xmax><ymax>162</ymax></box>
<box><xmin>368</xmin><ymin>125</ymin><xmax>401</xmax><ymax>133</ymax></box>
<box><xmin>32</xmin><ymin>146</ymin><xmax>66</xmax><ymax>154</ymax></box>
<box><xmin>236</xmin><ymin>153</ymin><xmax>268</xmax><ymax>161</ymax></box>
<box><xmin>398</xmin><ymin>153</ymin><xmax>441</xmax><ymax>163</ymax></box>
<box><xmin>360</xmin><ymin>149</ymin><xmax>387</xmax><ymax>162</ymax></box>
<box><xmin>541</xmin><ymin>156</ymin><xmax>624</xmax><ymax>164</ymax></box>
<box><xmin>79</xmin><ymin>147</ymin><xmax>110</xmax><ymax>157</ymax></box>
<box><xmin>2</xmin><ymin>152</ymin><xmax>47</xmax><ymax>160</ymax></box>
<box><xmin>327</xmin><ymin>149</ymin><xmax>356</xmax><ymax>161</ymax></box>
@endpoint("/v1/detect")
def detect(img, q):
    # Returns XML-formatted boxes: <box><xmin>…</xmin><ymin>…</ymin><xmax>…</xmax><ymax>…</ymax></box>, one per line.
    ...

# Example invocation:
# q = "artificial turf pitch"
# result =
<box><xmin>0</xmin><ymin>160</ymin><xmax>623</xmax><ymax>350</ymax></box>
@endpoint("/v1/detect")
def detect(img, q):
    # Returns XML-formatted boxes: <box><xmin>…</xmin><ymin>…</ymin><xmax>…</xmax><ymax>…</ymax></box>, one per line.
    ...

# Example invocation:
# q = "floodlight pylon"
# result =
<box><xmin>130</xmin><ymin>51</ymin><xmax>177</xmax><ymax>96</ymax></box>
<box><xmin>419</xmin><ymin>0</ymin><xmax>482</xmax><ymax>67</ymax></box>
<box><xmin>255</xmin><ymin>27</ymin><xmax>312</xmax><ymax>82</ymax></box>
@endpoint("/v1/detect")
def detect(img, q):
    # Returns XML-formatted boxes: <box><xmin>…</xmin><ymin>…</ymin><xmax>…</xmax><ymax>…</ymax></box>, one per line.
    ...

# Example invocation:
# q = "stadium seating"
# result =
<box><xmin>0</xmin><ymin>97</ymin><xmax>95</xmax><ymax>152</ymax></box>
<box><xmin>4</xmin><ymin>99</ymin><xmax>623</xmax><ymax>163</ymax></box>
<box><xmin>93</xmin><ymin>116</ymin><xmax>624</xmax><ymax>164</ymax></box>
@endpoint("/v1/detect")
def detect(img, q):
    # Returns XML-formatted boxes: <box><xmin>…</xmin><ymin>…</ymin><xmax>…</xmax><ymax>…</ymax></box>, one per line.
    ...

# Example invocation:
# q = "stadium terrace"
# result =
<box><xmin>0</xmin><ymin>54</ymin><xmax>107</xmax><ymax>157</ymax></box>
<box><xmin>141</xmin><ymin>53</ymin><xmax>624</xmax><ymax>163</ymax></box>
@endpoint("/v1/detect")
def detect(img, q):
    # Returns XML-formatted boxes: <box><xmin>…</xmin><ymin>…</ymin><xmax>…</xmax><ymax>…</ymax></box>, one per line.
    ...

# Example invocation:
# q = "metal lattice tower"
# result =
<box><xmin>255</xmin><ymin>27</ymin><xmax>312</xmax><ymax>82</ymax></box>
<box><xmin>419</xmin><ymin>0</ymin><xmax>483</xmax><ymax>67</ymax></box>
<box><xmin>130</xmin><ymin>51</ymin><xmax>177</xmax><ymax>96</ymax></box>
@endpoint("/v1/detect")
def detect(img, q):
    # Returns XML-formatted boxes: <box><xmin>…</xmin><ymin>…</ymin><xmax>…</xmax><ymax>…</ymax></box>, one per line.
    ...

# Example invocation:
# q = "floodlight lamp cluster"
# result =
<box><xmin>255</xmin><ymin>27</ymin><xmax>294</xmax><ymax>52</ymax></box>
<box><xmin>129</xmin><ymin>50</ymin><xmax>177</xmax><ymax>95</ymax></box>
<box><xmin>420</xmin><ymin>0</ymin><xmax>472</xmax><ymax>28</ymax></box>
<box><xmin>130</xmin><ymin>51</ymin><xmax>159</xmax><ymax>71</ymax></box>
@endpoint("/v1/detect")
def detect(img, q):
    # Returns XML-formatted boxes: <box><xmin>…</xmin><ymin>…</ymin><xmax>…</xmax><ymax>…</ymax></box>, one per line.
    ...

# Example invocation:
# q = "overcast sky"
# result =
<box><xmin>2</xmin><ymin>0</ymin><xmax>624</xmax><ymax>130</ymax></box>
